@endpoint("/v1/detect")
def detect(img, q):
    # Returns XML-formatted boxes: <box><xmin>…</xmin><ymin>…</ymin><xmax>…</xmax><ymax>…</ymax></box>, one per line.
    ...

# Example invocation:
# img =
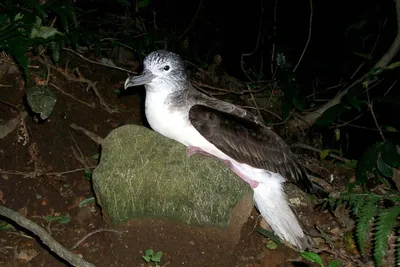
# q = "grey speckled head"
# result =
<box><xmin>144</xmin><ymin>50</ymin><xmax>187</xmax><ymax>79</ymax></box>
<box><xmin>124</xmin><ymin>50</ymin><xmax>188</xmax><ymax>91</ymax></box>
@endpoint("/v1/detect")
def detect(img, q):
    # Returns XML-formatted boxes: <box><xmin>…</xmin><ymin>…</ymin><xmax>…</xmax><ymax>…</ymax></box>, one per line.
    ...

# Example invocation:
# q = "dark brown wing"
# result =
<box><xmin>189</xmin><ymin>104</ymin><xmax>326</xmax><ymax>197</ymax></box>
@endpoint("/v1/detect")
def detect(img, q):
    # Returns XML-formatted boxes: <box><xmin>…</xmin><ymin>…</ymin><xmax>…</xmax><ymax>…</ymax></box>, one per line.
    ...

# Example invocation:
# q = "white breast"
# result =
<box><xmin>144</xmin><ymin>90</ymin><xmax>229</xmax><ymax>160</ymax></box>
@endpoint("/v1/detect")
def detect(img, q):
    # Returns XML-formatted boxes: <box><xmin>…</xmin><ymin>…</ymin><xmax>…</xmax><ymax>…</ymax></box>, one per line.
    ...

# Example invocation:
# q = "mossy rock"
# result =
<box><xmin>93</xmin><ymin>125</ymin><xmax>253</xmax><ymax>231</ymax></box>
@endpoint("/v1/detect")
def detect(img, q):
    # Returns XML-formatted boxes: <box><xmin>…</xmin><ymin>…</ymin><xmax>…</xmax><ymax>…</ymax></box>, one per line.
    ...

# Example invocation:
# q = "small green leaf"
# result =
<box><xmin>59</xmin><ymin>216</ymin><xmax>72</xmax><ymax>224</ymax></box>
<box><xmin>78</xmin><ymin>197</ymin><xmax>96</xmax><ymax>207</ymax></box>
<box><xmin>320</xmin><ymin>149</ymin><xmax>330</xmax><ymax>160</ymax></box>
<box><xmin>385</xmin><ymin>61</ymin><xmax>400</xmax><ymax>70</ymax></box>
<box><xmin>256</xmin><ymin>228</ymin><xmax>282</xmax><ymax>245</ymax></box>
<box><xmin>138</xmin><ymin>0</ymin><xmax>151</xmax><ymax>9</ymax></box>
<box><xmin>376</xmin><ymin>156</ymin><xmax>393</xmax><ymax>177</ymax></box>
<box><xmin>0</xmin><ymin>222</ymin><xmax>15</xmax><ymax>231</ymax></box>
<box><xmin>266</xmin><ymin>240</ymin><xmax>278</xmax><ymax>249</ymax></box>
<box><xmin>151</xmin><ymin>251</ymin><xmax>163</xmax><ymax>262</ymax></box>
<box><xmin>145</xmin><ymin>248</ymin><xmax>154</xmax><ymax>257</ymax></box>
<box><xmin>300</xmin><ymin>251</ymin><xmax>324</xmax><ymax>266</ymax></box>
<box><xmin>352</xmin><ymin>52</ymin><xmax>371</xmax><ymax>59</ymax></box>
<box><xmin>142</xmin><ymin>255</ymin><xmax>151</xmax><ymax>263</ymax></box>
<box><xmin>384</xmin><ymin>126</ymin><xmax>399</xmax><ymax>132</ymax></box>
<box><xmin>90</xmin><ymin>153</ymin><xmax>100</xmax><ymax>160</ymax></box>
<box><xmin>84</xmin><ymin>168</ymin><xmax>92</xmax><ymax>180</ymax></box>
<box><xmin>328</xmin><ymin>260</ymin><xmax>341</xmax><ymax>267</ymax></box>
<box><xmin>44</xmin><ymin>215</ymin><xmax>71</xmax><ymax>224</ymax></box>
<box><xmin>343</xmin><ymin>160</ymin><xmax>358</xmax><ymax>170</ymax></box>
<box><xmin>14</xmin><ymin>13</ymin><xmax>24</xmax><ymax>21</ymax></box>
<box><xmin>31</xmin><ymin>25</ymin><xmax>62</xmax><ymax>39</ymax></box>
<box><xmin>334</xmin><ymin>128</ymin><xmax>340</xmax><ymax>141</ymax></box>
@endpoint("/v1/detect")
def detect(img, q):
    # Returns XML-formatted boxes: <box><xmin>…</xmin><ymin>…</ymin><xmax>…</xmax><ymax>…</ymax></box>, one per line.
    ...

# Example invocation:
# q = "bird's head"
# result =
<box><xmin>124</xmin><ymin>50</ymin><xmax>188</xmax><ymax>93</ymax></box>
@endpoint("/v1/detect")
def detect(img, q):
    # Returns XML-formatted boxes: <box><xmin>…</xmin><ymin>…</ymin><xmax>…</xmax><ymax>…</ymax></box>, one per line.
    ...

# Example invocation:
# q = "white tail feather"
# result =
<box><xmin>253</xmin><ymin>177</ymin><xmax>311</xmax><ymax>250</ymax></box>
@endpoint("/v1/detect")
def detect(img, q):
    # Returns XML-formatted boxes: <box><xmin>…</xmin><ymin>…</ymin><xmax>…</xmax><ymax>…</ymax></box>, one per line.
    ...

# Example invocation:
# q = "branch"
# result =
<box><xmin>290</xmin><ymin>0</ymin><xmax>400</xmax><ymax>130</ymax></box>
<box><xmin>291</xmin><ymin>143</ymin><xmax>351</xmax><ymax>162</ymax></box>
<box><xmin>293</xmin><ymin>0</ymin><xmax>313</xmax><ymax>72</ymax></box>
<box><xmin>0</xmin><ymin>205</ymin><xmax>95</xmax><ymax>267</ymax></box>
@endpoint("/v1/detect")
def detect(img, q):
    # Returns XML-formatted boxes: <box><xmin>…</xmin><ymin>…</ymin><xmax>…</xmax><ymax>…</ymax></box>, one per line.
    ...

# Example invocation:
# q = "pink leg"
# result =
<box><xmin>223</xmin><ymin>160</ymin><xmax>259</xmax><ymax>188</ymax></box>
<box><xmin>187</xmin><ymin>146</ymin><xmax>259</xmax><ymax>189</ymax></box>
<box><xmin>186</xmin><ymin>146</ymin><xmax>219</xmax><ymax>159</ymax></box>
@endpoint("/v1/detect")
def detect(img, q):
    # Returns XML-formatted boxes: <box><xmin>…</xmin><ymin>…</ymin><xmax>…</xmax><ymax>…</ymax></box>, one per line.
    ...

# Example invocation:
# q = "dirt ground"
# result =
<box><xmin>0</xmin><ymin>51</ymin><xmax>349</xmax><ymax>267</ymax></box>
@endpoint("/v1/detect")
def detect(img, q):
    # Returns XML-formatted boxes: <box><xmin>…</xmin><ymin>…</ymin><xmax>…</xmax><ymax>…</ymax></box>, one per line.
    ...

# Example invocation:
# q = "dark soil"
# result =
<box><xmin>0</xmin><ymin>52</ymin><xmax>331</xmax><ymax>267</ymax></box>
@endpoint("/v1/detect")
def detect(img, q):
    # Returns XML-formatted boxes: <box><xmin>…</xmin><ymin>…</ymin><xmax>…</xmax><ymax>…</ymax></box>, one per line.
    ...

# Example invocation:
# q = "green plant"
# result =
<box><xmin>300</xmin><ymin>251</ymin><xmax>341</xmax><ymax>267</ymax></box>
<box><xmin>323</xmin><ymin>192</ymin><xmax>400</xmax><ymax>267</ymax></box>
<box><xmin>142</xmin><ymin>248</ymin><xmax>163</xmax><ymax>267</ymax></box>
<box><xmin>355</xmin><ymin>141</ymin><xmax>400</xmax><ymax>188</ymax></box>
<box><xmin>318</xmin><ymin>140</ymin><xmax>400</xmax><ymax>267</ymax></box>
<box><xmin>0</xmin><ymin>0</ymin><xmax>77</xmax><ymax>79</ymax></box>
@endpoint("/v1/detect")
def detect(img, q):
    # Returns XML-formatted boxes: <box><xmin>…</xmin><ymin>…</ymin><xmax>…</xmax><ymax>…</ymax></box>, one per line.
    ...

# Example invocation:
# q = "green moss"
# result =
<box><xmin>93</xmin><ymin>125</ymin><xmax>252</xmax><ymax>228</ymax></box>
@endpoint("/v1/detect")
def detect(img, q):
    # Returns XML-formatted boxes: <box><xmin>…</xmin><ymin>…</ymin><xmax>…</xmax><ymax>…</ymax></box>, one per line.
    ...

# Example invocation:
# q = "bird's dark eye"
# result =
<box><xmin>164</xmin><ymin>65</ymin><xmax>170</xmax><ymax>71</ymax></box>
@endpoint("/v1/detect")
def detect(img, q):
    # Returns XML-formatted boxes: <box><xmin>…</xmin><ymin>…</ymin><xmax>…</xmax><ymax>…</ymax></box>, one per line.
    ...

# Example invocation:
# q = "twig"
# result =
<box><xmin>270</xmin><ymin>0</ymin><xmax>278</xmax><ymax>76</ymax></box>
<box><xmin>49</xmin><ymin>83</ymin><xmax>95</xmax><ymax>109</ymax></box>
<box><xmin>179</xmin><ymin>0</ymin><xmax>202</xmax><ymax>39</ymax></box>
<box><xmin>292</xmin><ymin>0</ymin><xmax>400</xmax><ymax>129</ymax></box>
<box><xmin>240</xmin><ymin>0</ymin><xmax>264</xmax><ymax>82</ymax></box>
<box><xmin>368</xmin><ymin>102</ymin><xmax>385</xmax><ymax>141</ymax></box>
<box><xmin>332</xmin><ymin>113</ymin><xmax>365</xmax><ymax>128</ymax></box>
<box><xmin>293</xmin><ymin>0</ymin><xmax>313</xmax><ymax>72</ymax></box>
<box><xmin>237</xmin><ymin>105</ymin><xmax>282</xmax><ymax>121</ymax></box>
<box><xmin>384</xmin><ymin>80</ymin><xmax>397</xmax><ymax>96</ymax></box>
<box><xmin>291</xmin><ymin>143</ymin><xmax>351</xmax><ymax>162</ymax></box>
<box><xmin>0</xmin><ymin>167</ymin><xmax>95</xmax><ymax>178</ymax></box>
<box><xmin>0</xmin><ymin>205</ymin><xmax>95</xmax><ymax>267</ymax></box>
<box><xmin>69</xmin><ymin>129</ymin><xmax>89</xmax><ymax>168</ymax></box>
<box><xmin>89</xmin><ymin>81</ymin><xmax>119</xmax><ymax>113</ymax></box>
<box><xmin>191</xmin><ymin>81</ymin><xmax>267</xmax><ymax>95</ymax></box>
<box><xmin>0</xmin><ymin>99</ymin><xmax>19</xmax><ymax>111</ymax></box>
<box><xmin>70</xmin><ymin>123</ymin><xmax>104</xmax><ymax>145</ymax></box>
<box><xmin>37</xmin><ymin>58</ymin><xmax>119</xmax><ymax>113</ymax></box>
<box><xmin>70</xmin><ymin>228</ymin><xmax>127</xmax><ymax>250</ymax></box>
<box><xmin>337</xmin><ymin>122</ymin><xmax>394</xmax><ymax>132</ymax></box>
<box><xmin>42</xmin><ymin>56</ymin><xmax>51</xmax><ymax>86</ymax></box>
<box><xmin>247</xmin><ymin>85</ymin><xmax>264</xmax><ymax>124</ymax></box>
<box><xmin>62</xmin><ymin>47</ymin><xmax>136</xmax><ymax>74</ymax></box>
<box><xmin>365</xmin><ymin>79</ymin><xmax>385</xmax><ymax>141</ymax></box>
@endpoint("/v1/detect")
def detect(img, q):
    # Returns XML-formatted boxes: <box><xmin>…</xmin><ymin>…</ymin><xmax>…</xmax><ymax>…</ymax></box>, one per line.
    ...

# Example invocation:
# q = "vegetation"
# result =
<box><xmin>1</xmin><ymin>0</ymin><xmax>400</xmax><ymax>266</ymax></box>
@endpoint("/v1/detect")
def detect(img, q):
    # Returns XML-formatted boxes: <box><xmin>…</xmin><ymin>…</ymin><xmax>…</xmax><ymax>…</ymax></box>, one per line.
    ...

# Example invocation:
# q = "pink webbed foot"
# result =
<box><xmin>186</xmin><ymin>146</ymin><xmax>259</xmax><ymax>189</ymax></box>
<box><xmin>223</xmin><ymin>160</ymin><xmax>259</xmax><ymax>188</ymax></box>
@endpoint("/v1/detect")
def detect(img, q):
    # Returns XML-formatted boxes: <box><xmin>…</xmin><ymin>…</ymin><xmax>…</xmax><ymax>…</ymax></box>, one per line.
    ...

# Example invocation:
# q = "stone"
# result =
<box><xmin>93</xmin><ymin>125</ymin><xmax>253</xmax><ymax>239</ymax></box>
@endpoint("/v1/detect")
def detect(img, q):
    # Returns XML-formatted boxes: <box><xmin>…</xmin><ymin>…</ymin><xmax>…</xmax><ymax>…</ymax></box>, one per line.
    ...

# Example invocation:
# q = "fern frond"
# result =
<box><xmin>348</xmin><ymin>195</ymin><xmax>364</xmax><ymax>216</ymax></box>
<box><xmin>374</xmin><ymin>206</ymin><xmax>400</xmax><ymax>267</ymax></box>
<box><xmin>355</xmin><ymin>197</ymin><xmax>377</xmax><ymax>254</ymax></box>
<box><xmin>49</xmin><ymin>41</ymin><xmax>60</xmax><ymax>63</ymax></box>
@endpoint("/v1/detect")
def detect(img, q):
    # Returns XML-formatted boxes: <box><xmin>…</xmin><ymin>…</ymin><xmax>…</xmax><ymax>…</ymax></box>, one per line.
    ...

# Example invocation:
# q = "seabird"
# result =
<box><xmin>124</xmin><ymin>50</ymin><xmax>327</xmax><ymax>250</ymax></box>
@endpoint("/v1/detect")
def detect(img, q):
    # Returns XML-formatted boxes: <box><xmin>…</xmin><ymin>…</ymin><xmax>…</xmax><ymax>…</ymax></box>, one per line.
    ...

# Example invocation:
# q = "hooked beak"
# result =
<box><xmin>124</xmin><ymin>71</ymin><xmax>156</xmax><ymax>89</ymax></box>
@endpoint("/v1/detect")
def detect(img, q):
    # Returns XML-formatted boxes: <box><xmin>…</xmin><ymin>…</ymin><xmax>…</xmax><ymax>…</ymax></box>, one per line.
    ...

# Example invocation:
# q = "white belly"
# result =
<box><xmin>145</xmin><ymin>91</ymin><xmax>229</xmax><ymax>160</ymax></box>
<box><xmin>144</xmin><ymin>90</ymin><xmax>281</xmax><ymax>184</ymax></box>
